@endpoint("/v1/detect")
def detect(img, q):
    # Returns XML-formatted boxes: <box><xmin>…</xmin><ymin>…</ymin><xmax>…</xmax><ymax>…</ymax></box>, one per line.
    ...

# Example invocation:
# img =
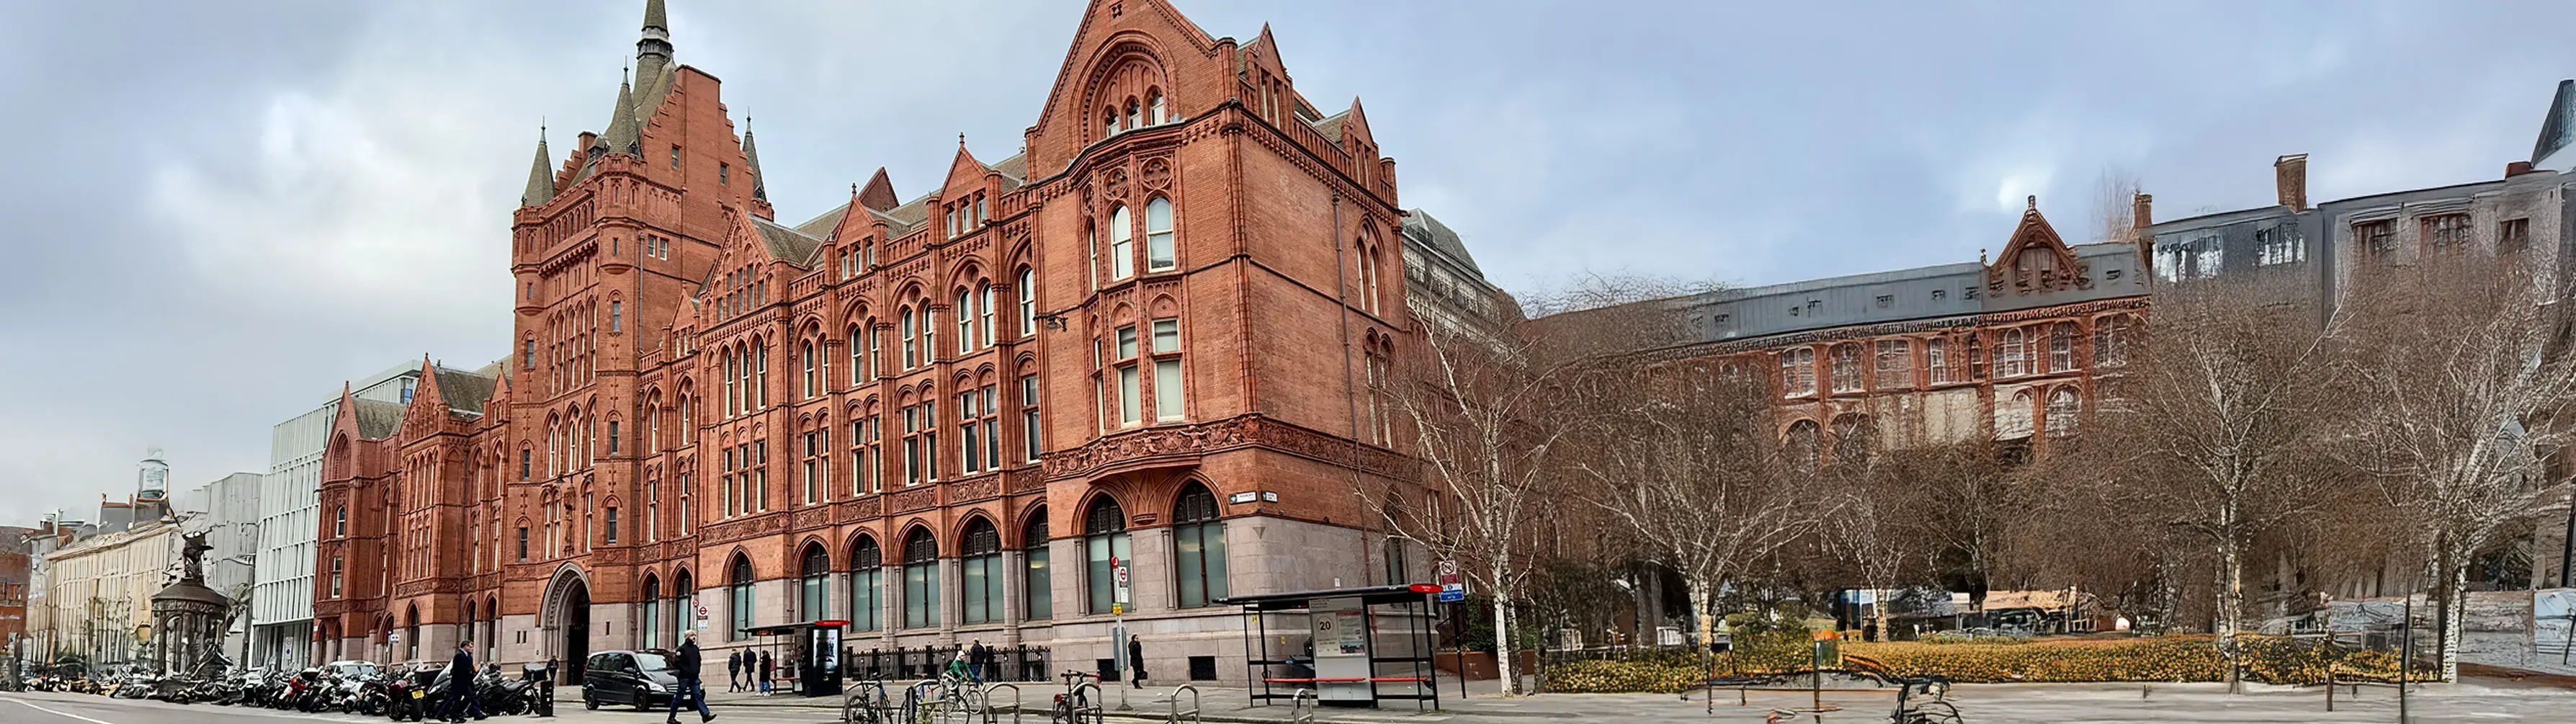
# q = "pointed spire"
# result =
<box><xmin>636</xmin><ymin>0</ymin><xmax>674</xmax><ymax>89</ymax></box>
<box><xmin>741</xmin><ymin>117</ymin><xmax>766</xmax><ymax>201</ymax></box>
<box><xmin>521</xmin><ymin>125</ymin><xmax>556</xmax><ymax>208</ymax></box>
<box><xmin>604</xmin><ymin>70</ymin><xmax>642</xmax><ymax>157</ymax></box>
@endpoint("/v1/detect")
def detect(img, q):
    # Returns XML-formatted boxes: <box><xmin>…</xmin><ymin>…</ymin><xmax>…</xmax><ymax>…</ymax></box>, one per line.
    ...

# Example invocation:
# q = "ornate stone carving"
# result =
<box><xmin>1140</xmin><ymin>157</ymin><xmax>1171</xmax><ymax>191</ymax></box>
<box><xmin>793</xmin><ymin>506</ymin><xmax>831</xmax><ymax>530</ymax></box>
<box><xmin>952</xmin><ymin>475</ymin><xmax>1000</xmax><ymax>503</ymax></box>
<box><xmin>1101</xmin><ymin>167</ymin><xmax>1129</xmax><ymax>202</ymax></box>
<box><xmin>835</xmin><ymin>496</ymin><xmax>885</xmax><ymax>523</ymax></box>
<box><xmin>892</xmin><ymin>486</ymin><xmax>939</xmax><ymax>513</ymax></box>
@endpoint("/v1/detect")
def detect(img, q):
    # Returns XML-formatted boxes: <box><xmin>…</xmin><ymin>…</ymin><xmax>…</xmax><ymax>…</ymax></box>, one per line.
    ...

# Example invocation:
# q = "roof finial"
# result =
<box><xmin>959</xmin><ymin>132</ymin><xmax>967</xmax><ymax>148</ymax></box>
<box><xmin>2026</xmin><ymin>195</ymin><xmax>2037</xmax><ymax>211</ymax></box>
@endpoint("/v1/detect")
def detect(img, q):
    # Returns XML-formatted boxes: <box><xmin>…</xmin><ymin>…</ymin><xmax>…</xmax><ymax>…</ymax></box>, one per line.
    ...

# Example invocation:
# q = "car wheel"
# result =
<box><xmin>633</xmin><ymin>692</ymin><xmax>653</xmax><ymax>712</ymax></box>
<box><xmin>583</xmin><ymin>692</ymin><xmax>598</xmax><ymax>710</ymax></box>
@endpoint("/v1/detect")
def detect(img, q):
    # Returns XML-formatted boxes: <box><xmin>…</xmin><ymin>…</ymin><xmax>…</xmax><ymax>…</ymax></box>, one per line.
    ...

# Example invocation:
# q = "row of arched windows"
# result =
<box><xmin>629</xmin><ymin>484</ymin><xmax>1227</xmax><ymax>644</ymax></box>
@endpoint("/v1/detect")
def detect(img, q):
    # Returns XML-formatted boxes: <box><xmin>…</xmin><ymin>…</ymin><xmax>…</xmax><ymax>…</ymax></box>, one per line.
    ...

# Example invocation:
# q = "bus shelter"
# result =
<box><xmin>1215</xmin><ymin>584</ymin><xmax>1441</xmax><ymax>710</ymax></box>
<box><xmin>741</xmin><ymin>620</ymin><xmax>845</xmax><ymax>697</ymax></box>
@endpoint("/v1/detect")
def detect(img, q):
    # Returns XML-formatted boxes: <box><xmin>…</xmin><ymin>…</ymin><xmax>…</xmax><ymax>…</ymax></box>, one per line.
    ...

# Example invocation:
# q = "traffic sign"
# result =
<box><xmin>1112</xmin><ymin>558</ymin><xmax>1132</xmax><ymax>604</ymax></box>
<box><xmin>1436</xmin><ymin>560</ymin><xmax>1464</xmax><ymax>603</ymax></box>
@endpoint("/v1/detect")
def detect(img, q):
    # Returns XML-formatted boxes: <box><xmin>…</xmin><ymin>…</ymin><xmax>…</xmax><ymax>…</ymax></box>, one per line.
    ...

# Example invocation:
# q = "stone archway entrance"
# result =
<box><xmin>540</xmin><ymin>565</ymin><xmax>594</xmax><ymax>684</ymax></box>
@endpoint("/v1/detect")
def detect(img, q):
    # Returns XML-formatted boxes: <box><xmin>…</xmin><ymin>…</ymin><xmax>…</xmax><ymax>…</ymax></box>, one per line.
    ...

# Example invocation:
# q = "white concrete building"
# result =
<box><xmin>248</xmin><ymin>363</ymin><xmax>419</xmax><ymax>668</ymax></box>
<box><xmin>179</xmin><ymin>473</ymin><xmax>261</xmax><ymax>664</ymax></box>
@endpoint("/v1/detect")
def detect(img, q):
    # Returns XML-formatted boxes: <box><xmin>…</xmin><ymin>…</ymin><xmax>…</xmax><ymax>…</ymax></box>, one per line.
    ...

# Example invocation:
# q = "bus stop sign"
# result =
<box><xmin>1436</xmin><ymin>560</ymin><xmax>1464</xmax><ymax>602</ymax></box>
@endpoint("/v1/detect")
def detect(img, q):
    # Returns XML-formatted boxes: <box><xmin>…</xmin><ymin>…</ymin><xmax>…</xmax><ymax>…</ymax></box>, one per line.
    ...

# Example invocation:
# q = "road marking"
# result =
<box><xmin>4</xmin><ymin>697</ymin><xmax>125</xmax><ymax>724</ymax></box>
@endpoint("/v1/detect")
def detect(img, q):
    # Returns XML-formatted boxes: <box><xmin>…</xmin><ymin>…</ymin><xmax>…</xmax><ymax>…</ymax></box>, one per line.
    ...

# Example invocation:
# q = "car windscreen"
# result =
<box><xmin>631</xmin><ymin>653</ymin><xmax>671</xmax><ymax>671</ymax></box>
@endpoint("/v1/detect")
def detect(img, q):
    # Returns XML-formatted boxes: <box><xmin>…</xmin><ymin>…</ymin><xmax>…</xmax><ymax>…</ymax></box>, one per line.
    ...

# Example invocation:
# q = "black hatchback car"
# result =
<box><xmin>581</xmin><ymin>650</ymin><xmax>681</xmax><ymax>711</ymax></box>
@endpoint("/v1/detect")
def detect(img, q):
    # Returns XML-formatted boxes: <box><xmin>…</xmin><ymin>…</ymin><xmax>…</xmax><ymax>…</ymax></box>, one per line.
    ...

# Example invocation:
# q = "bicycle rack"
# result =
<box><xmin>1070</xmin><ymin>681</ymin><xmax>1105</xmax><ymax>724</ymax></box>
<box><xmin>978</xmin><ymin>683</ymin><xmax>1021</xmax><ymax>724</ymax></box>
<box><xmin>900</xmin><ymin>679</ymin><xmax>942</xmax><ymax>724</ymax></box>
<box><xmin>1288</xmin><ymin>688</ymin><xmax>1318</xmax><ymax>724</ymax></box>
<box><xmin>1164</xmin><ymin>684</ymin><xmax>1201</xmax><ymax>723</ymax></box>
<box><xmin>843</xmin><ymin>681</ymin><xmax>894</xmax><ymax>724</ymax></box>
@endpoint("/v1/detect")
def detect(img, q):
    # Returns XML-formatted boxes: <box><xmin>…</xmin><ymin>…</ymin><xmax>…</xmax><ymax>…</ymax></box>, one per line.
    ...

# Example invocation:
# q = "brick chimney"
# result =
<box><xmin>2132</xmin><ymin>192</ymin><xmax>2153</xmax><ymax>231</ymax></box>
<box><xmin>2275</xmin><ymin>153</ymin><xmax>2309</xmax><ymax>211</ymax></box>
<box><xmin>2508</xmin><ymin>160</ymin><xmax>2537</xmax><ymax>177</ymax></box>
<box><xmin>2132</xmin><ymin>192</ymin><xmax>2155</xmax><ymax>277</ymax></box>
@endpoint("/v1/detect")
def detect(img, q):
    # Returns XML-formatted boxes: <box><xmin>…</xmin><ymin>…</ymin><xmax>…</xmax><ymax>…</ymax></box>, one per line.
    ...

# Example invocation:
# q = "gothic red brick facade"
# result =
<box><xmin>313</xmin><ymin>0</ymin><xmax>1423</xmax><ymax>683</ymax></box>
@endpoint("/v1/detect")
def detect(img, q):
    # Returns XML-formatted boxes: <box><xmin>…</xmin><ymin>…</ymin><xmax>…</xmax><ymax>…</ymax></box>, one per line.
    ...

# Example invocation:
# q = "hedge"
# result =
<box><xmin>1542</xmin><ymin>636</ymin><xmax>2419</xmax><ymax>694</ymax></box>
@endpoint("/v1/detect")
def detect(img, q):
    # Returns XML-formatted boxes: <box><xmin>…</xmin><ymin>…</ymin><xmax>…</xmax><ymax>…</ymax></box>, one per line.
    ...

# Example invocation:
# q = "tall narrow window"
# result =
<box><xmin>1084</xmin><ymin>497</ymin><xmax>1132</xmax><ymax>614</ymax></box>
<box><xmin>802</xmin><ymin>341</ymin><xmax>817</xmax><ymax>398</ymax></box>
<box><xmin>1021</xmin><ymin>375</ymin><xmax>1042</xmax><ymax>462</ymax></box>
<box><xmin>604</xmin><ymin>506</ymin><xmax>619</xmax><ymax>544</ymax></box>
<box><xmin>334</xmin><ymin>507</ymin><xmax>347</xmax><ymax>537</ymax></box>
<box><xmin>799</xmin><ymin>545</ymin><xmax>829</xmax><ymax>622</ymax></box>
<box><xmin>516</xmin><ymin>528</ymin><xmax>528</xmax><ymax>561</ymax></box>
<box><xmin>756</xmin><ymin>344</ymin><xmax>769</xmax><ymax>408</ymax></box>
<box><xmin>1088</xmin><ymin>226</ymin><xmax>1101</xmax><ymax>290</ymax></box>
<box><xmin>640</xmin><ymin>577</ymin><xmax>661</xmax><ymax>650</ymax></box>
<box><xmin>958</xmin><ymin>290</ymin><xmax>976</xmax><ymax>354</ymax></box>
<box><xmin>610</xmin><ymin>302</ymin><xmax>622</xmax><ymax>332</ymax></box>
<box><xmin>849</xmin><ymin>324</ymin><xmax>867</xmax><ymax>385</ymax></box>
<box><xmin>1151</xmin><ymin>318</ymin><xmax>1183</xmax><ymax>421</ymax></box>
<box><xmin>1109</xmin><ymin>206</ymin><xmax>1135</xmax><ymax>280</ymax></box>
<box><xmin>1115</xmin><ymin>325</ymin><xmax>1141</xmax><ymax>426</ymax></box>
<box><xmin>921</xmin><ymin>307</ymin><xmax>938</xmax><ymax>365</ymax></box>
<box><xmin>1830</xmin><ymin>344</ymin><xmax>1864</xmax><ymax>393</ymax></box>
<box><xmin>1023</xmin><ymin>511</ymin><xmax>1052</xmax><ymax>620</ymax></box>
<box><xmin>2094</xmin><ymin>318</ymin><xmax>2130</xmax><ymax>368</ymax></box>
<box><xmin>2047</xmin><ymin>387</ymin><xmax>2082</xmax><ymax>437</ymax></box>
<box><xmin>2049</xmin><ymin>323</ymin><xmax>2074</xmax><ymax>372</ymax></box>
<box><xmin>851</xmin><ymin>414</ymin><xmax>880</xmax><ymax>496</ymax></box>
<box><xmin>729</xmin><ymin>557</ymin><xmax>755</xmax><ymax>641</ymax></box>
<box><xmin>1150</xmin><ymin>92</ymin><xmax>1167</xmax><ymax>125</ymax></box>
<box><xmin>849</xmin><ymin>537</ymin><xmax>883</xmax><ymax>632</ymax></box>
<box><xmin>1018</xmin><ymin>270</ymin><xmax>1037</xmax><ymax>338</ymax></box>
<box><xmin>979</xmin><ymin>285</ymin><xmax>997</xmax><ymax>348</ymax></box>
<box><xmin>900</xmin><ymin>308</ymin><xmax>918</xmax><ymax>369</ymax></box>
<box><xmin>608</xmin><ymin>421</ymin><xmax>620</xmax><ymax>455</ymax></box>
<box><xmin>961</xmin><ymin>519</ymin><xmax>1003</xmax><ymax>624</ymax></box>
<box><xmin>1172</xmin><ymin>484</ymin><xmax>1229</xmax><ymax>607</ymax></box>
<box><xmin>902</xmin><ymin>528</ymin><xmax>940</xmax><ymax>629</ymax></box>
<box><xmin>1145</xmin><ymin>198</ymin><xmax>1175</xmax><ymax>272</ymax></box>
<box><xmin>802</xmin><ymin>430</ymin><xmax>827</xmax><ymax>504</ymax></box>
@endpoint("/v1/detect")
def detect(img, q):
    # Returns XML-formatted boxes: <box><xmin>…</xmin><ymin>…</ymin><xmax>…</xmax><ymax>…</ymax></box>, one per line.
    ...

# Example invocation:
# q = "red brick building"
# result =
<box><xmin>313</xmin><ymin>0</ymin><xmax>1428</xmax><ymax>685</ymax></box>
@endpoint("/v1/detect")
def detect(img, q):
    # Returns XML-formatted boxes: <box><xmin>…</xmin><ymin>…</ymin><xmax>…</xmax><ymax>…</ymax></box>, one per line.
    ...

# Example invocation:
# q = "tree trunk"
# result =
<box><xmin>2437</xmin><ymin>548</ymin><xmax>2467</xmax><ymax>682</ymax></box>
<box><xmin>1687</xmin><ymin>578</ymin><xmax>1717</xmax><ymax>651</ymax></box>
<box><xmin>1488</xmin><ymin>559</ymin><xmax>1520</xmax><ymax>696</ymax></box>
<box><xmin>2218</xmin><ymin>538</ymin><xmax>2245</xmax><ymax>693</ymax></box>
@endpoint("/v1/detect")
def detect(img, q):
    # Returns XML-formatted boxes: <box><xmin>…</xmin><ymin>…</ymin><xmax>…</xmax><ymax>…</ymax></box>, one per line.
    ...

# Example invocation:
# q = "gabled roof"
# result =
<box><xmin>353</xmin><ymin>398</ymin><xmax>407</xmax><ymax>439</ymax></box>
<box><xmin>795</xmin><ymin>202</ymin><xmax>850</xmax><ymax>241</ymax></box>
<box><xmin>991</xmin><ymin>153</ymin><xmax>1028</xmax><ymax>189</ymax></box>
<box><xmin>431</xmin><ymin>365</ymin><xmax>498</xmax><ymax>416</ymax></box>
<box><xmin>1401</xmin><ymin>209</ymin><xmax>1483</xmax><ymax>276</ymax></box>
<box><xmin>857</xmin><ymin>167</ymin><xmax>899</xmax><ymax>212</ymax></box>
<box><xmin>753</xmin><ymin>217</ymin><xmax>826</xmax><ymax>267</ymax></box>
<box><xmin>1311</xmin><ymin>110</ymin><xmax>1348</xmax><ymax>143</ymax></box>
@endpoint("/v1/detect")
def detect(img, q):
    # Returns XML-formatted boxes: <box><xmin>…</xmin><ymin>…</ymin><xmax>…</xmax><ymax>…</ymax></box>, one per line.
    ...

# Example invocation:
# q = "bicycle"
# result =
<box><xmin>1047</xmin><ymin>670</ymin><xmax>1103</xmax><ymax>724</ymax></box>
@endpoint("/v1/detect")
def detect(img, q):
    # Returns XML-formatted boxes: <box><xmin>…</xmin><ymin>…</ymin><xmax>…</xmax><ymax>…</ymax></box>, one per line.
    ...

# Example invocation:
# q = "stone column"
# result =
<box><xmin>938</xmin><ymin>557</ymin><xmax>962</xmax><ymax>645</ymax></box>
<box><xmin>999</xmin><ymin>550</ymin><xmax>1025</xmax><ymax>648</ymax></box>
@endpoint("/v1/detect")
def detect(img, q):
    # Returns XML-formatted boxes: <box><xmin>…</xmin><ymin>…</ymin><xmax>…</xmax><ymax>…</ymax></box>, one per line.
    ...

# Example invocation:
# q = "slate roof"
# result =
<box><xmin>431</xmin><ymin>365</ymin><xmax>498</xmax><ymax>416</ymax></box>
<box><xmin>990</xmin><ymin>153</ymin><xmax>1028</xmax><ymax>191</ymax></box>
<box><xmin>795</xmin><ymin>202</ymin><xmax>850</xmax><ymax>241</ymax></box>
<box><xmin>353</xmin><ymin>398</ymin><xmax>408</xmax><ymax>439</ymax></box>
<box><xmin>1311</xmin><ymin>110</ymin><xmax>1349</xmax><ymax>143</ymax></box>
<box><xmin>754</xmin><ymin>217</ymin><xmax>827</xmax><ymax>267</ymax></box>
<box><xmin>1402</xmin><ymin>209</ymin><xmax>1483</xmax><ymax>276</ymax></box>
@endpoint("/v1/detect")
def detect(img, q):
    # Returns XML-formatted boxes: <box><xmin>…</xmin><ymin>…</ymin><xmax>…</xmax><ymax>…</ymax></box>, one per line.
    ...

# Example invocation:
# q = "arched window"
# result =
<box><xmin>799</xmin><ymin>543</ymin><xmax>831</xmax><ymax>623</ymax></box>
<box><xmin>1150</xmin><ymin>91</ymin><xmax>1167</xmax><ymax>125</ymax></box>
<box><xmin>334</xmin><ymin>506</ymin><xmax>346</xmax><ymax>537</ymax></box>
<box><xmin>1779</xmin><ymin>348</ymin><xmax>1817</xmax><ymax>398</ymax></box>
<box><xmin>920</xmin><ymin>306</ymin><xmax>938</xmax><ymax>366</ymax></box>
<box><xmin>1830</xmin><ymin>344</ymin><xmax>1864</xmax><ymax>393</ymax></box>
<box><xmin>679</xmin><ymin>396</ymin><xmax>693</xmax><ymax>445</ymax></box>
<box><xmin>902</xmin><ymin>528</ymin><xmax>941</xmax><ymax>629</ymax></box>
<box><xmin>2047</xmin><ymin>386</ymin><xmax>2082</xmax><ymax>437</ymax></box>
<box><xmin>1104</xmin><ymin>108</ymin><xmax>1118</xmax><ymax>138</ymax></box>
<box><xmin>1173</xmin><ymin>484</ymin><xmax>1229</xmax><ymax>607</ymax></box>
<box><xmin>960</xmin><ymin>519</ymin><xmax>1004</xmax><ymax>624</ymax></box>
<box><xmin>957</xmin><ymin>289</ymin><xmax>976</xmax><ymax>354</ymax></box>
<box><xmin>1109</xmin><ymin>206</ymin><xmax>1135</xmax><ymax>280</ymax></box>
<box><xmin>979</xmin><ymin>284</ymin><xmax>997</xmax><ymax>348</ymax></box>
<box><xmin>2093</xmin><ymin>317</ymin><xmax>2131</xmax><ymax>368</ymax></box>
<box><xmin>640</xmin><ymin>575</ymin><xmax>662</xmax><ymax>650</ymax></box>
<box><xmin>2000</xmin><ymin>328</ymin><xmax>2029</xmax><ymax>377</ymax></box>
<box><xmin>1784</xmin><ymin>420</ymin><xmax>1821</xmax><ymax>471</ymax></box>
<box><xmin>802</xmin><ymin>341</ymin><xmax>817</xmax><ymax>398</ymax></box>
<box><xmin>900</xmin><ymin>307</ymin><xmax>918</xmax><ymax>369</ymax></box>
<box><xmin>1083</xmin><ymin>496</ymin><xmax>1131</xmax><ymax>614</ymax></box>
<box><xmin>671</xmin><ymin>569</ymin><xmax>694</xmax><ymax>645</ymax></box>
<box><xmin>1126</xmin><ymin>98</ymin><xmax>1141</xmax><ymax>131</ymax></box>
<box><xmin>755</xmin><ymin>343</ymin><xmax>769</xmax><ymax>408</ymax></box>
<box><xmin>1018</xmin><ymin>269</ymin><xmax>1037</xmax><ymax>338</ymax></box>
<box><xmin>1145</xmin><ymin>198</ymin><xmax>1175</xmax><ymax>272</ymax></box>
<box><xmin>1023</xmin><ymin>509</ymin><xmax>1052</xmax><ymax>620</ymax></box>
<box><xmin>848</xmin><ymin>536</ymin><xmax>882</xmax><ymax>632</ymax></box>
<box><xmin>405</xmin><ymin>604</ymin><xmax>420</xmax><ymax>661</ymax></box>
<box><xmin>849</xmin><ymin>323</ymin><xmax>867</xmax><ymax>384</ymax></box>
<box><xmin>725</xmin><ymin>349</ymin><xmax>739</xmax><ymax>416</ymax></box>
<box><xmin>729</xmin><ymin>555</ymin><xmax>755</xmax><ymax>640</ymax></box>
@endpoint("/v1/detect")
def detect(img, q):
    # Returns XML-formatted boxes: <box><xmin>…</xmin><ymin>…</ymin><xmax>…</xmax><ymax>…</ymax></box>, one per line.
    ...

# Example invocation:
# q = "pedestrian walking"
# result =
<box><xmin>665</xmin><ymin>631</ymin><xmax>715</xmax><ymax>724</ymax></box>
<box><xmin>967</xmin><ymin>640</ymin><xmax>989</xmax><ymax>685</ymax></box>
<box><xmin>757</xmin><ymin>651</ymin><xmax>774</xmax><ymax>694</ymax></box>
<box><xmin>726</xmin><ymin>651</ymin><xmax>742</xmax><ymax>692</ymax></box>
<box><xmin>442</xmin><ymin>640</ymin><xmax>486</xmax><ymax>723</ymax></box>
<box><xmin>1127</xmin><ymin>635</ymin><xmax>1146</xmax><ymax>689</ymax></box>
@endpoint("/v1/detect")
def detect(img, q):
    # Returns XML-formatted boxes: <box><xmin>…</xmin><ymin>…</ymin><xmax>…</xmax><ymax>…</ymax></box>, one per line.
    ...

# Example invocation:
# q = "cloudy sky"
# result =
<box><xmin>2</xmin><ymin>0</ymin><xmax>2572</xmax><ymax>524</ymax></box>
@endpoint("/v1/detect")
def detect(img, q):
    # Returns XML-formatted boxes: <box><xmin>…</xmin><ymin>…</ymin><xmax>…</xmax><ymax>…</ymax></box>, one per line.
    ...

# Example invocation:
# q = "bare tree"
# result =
<box><xmin>2067</xmin><ymin>276</ymin><xmax>2347</xmax><ymax>672</ymax></box>
<box><xmin>2090</xmin><ymin>167</ymin><xmax>2145</xmax><ymax>245</ymax></box>
<box><xmin>2344</xmin><ymin>254</ymin><xmax>2576</xmax><ymax>680</ymax></box>
<box><xmin>1570</xmin><ymin>358</ymin><xmax>1823</xmax><ymax>649</ymax></box>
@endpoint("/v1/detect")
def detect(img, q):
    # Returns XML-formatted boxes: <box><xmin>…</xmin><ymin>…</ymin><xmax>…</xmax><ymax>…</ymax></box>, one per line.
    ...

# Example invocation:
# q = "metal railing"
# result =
<box><xmin>1069</xmin><ymin>681</ymin><xmax>1104</xmax><ymax>724</ymax></box>
<box><xmin>843</xmin><ymin>645</ymin><xmax>1052</xmax><ymax>683</ymax></box>
<box><xmin>1287</xmin><ymin>688</ymin><xmax>1317</xmax><ymax>724</ymax></box>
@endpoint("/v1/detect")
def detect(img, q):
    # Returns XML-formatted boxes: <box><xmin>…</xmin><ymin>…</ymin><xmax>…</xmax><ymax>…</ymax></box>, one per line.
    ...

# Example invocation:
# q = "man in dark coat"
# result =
<box><xmin>967</xmin><ymin>640</ymin><xmax>989</xmax><ymax>685</ymax></box>
<box><xmin>666</xmin><ymin>631</ymin><xmax>715</xmax><ymax>724</ymax></box>
<box><xmin>1127</xmin><ymin>635</ymin><xmax>1146</xmax><ymax>689</ymax></box>
<box><xmin>725</xmin><ymin>651</ymin><xmax>742</xmax><ymax>692</ymax></box>
<box><xmin>756</xmin><ymin>651</ymin><xmax>773</xmax><ymax>694</ymax></box>
<box><xmin>441</xmin><ymin>640</ymin><xmax>486</xmax><ymax>722</ymax></box>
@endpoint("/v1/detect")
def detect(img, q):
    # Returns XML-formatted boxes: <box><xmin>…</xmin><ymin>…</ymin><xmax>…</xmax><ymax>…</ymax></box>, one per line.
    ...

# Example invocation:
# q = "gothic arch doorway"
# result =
<box><xmin>540</xmin><ymin>565</ymin><xmax>594</xmax><ymax>683</ymax></box>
